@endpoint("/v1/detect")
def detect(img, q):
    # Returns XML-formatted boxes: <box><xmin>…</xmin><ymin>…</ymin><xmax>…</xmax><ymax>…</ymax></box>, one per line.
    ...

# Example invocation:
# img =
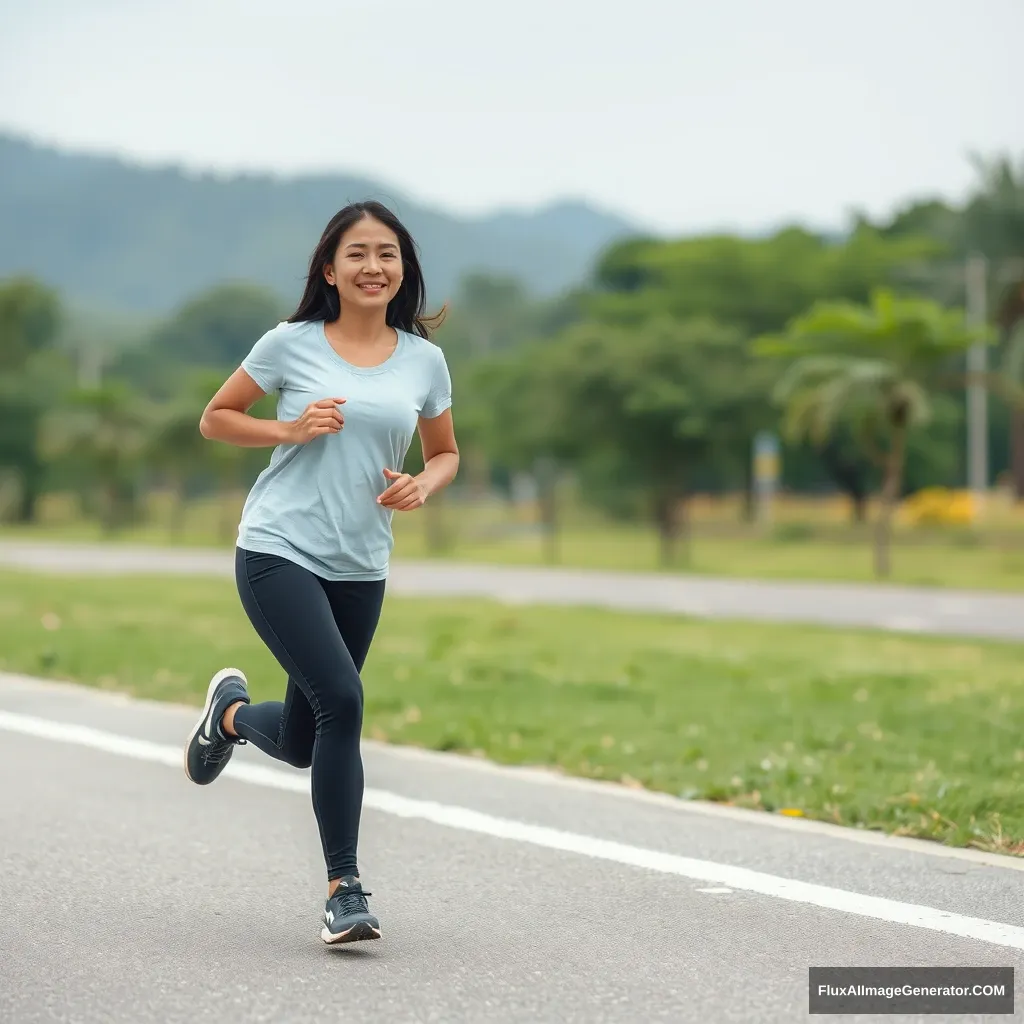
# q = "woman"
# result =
<box><xmin>183</xmin><ymin>201</ymin><xmax>459</xmax><ymax>945</ymax></box>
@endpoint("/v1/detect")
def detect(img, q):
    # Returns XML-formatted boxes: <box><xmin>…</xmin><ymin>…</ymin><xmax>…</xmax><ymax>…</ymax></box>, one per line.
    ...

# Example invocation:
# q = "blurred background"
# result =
<box><xmin>3</xmin><ymin>0</ymin><xmax>1024</xmax><ymax>853</ymax></box>
<box><xmin>0</xmin><ymin>0</ymin><xmax>1022</xmax><ymax>589</ymax></box>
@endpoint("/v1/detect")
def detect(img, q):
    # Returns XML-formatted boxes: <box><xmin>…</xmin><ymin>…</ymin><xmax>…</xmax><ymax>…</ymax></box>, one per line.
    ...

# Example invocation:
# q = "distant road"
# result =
<box><xmin>2</xmin><ymin>539</ymin><xmax>1023</xmax><ymax>641</ymax></box>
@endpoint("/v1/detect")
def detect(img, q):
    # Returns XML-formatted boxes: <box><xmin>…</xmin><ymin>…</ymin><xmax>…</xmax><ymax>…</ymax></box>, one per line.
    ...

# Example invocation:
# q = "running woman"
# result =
<box><xmin>183</xmin><ymin>201</ymin><xmax>459</xmax><ymax>944</ymax></box>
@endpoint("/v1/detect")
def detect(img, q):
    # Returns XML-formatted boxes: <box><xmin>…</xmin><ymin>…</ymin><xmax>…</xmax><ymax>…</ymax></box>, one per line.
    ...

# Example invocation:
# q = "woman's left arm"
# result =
<box><xmin>379</xmin><ymin>410</ymin><xmax>460</xmax><ymax>510</ymax></box>
<box><xmin>416</xmin><ymin>409</ymin><xmax>460</xmax><ymax>498</ymax></box>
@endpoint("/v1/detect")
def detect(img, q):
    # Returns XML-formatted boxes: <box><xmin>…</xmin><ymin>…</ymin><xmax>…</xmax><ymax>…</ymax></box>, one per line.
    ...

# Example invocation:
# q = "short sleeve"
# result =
<box><xmin>421</xmin><ymin>346</ymin><xmax>453</xmax><ymax>418</ymax></box>
<box><xmin>241</xmin><ymin>323</ymin><xmax>288</xmax><ymax>393</ymax></box>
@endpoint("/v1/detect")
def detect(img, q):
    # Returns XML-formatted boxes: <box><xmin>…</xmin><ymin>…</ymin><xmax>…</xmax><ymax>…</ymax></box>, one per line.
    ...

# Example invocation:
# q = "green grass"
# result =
<box><xmin>3</xmin><ymin>568</ymin><xmax>1023</xmax><ymax>855</ymax></box>
<box><xmin>396</xmin><ymin>526</ymin><xmax>1024</xmax><ymax>592</ymax></box>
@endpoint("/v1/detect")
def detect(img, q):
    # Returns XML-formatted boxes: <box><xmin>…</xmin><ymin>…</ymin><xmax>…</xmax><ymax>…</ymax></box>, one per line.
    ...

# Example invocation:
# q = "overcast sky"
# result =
<box><xmin>2</xmin><ymin>0</ymin><xmax>1020</xmax><ymax>234</ymax></box>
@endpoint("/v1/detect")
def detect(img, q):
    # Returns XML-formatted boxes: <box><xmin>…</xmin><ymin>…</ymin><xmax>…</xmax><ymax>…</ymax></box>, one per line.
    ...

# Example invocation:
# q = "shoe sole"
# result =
<box><xmin>321</xmin><ymin>920</ymin><xmax>382</xmax><ymax>944</ymax></box>
<box><xmin>183</xmin><ymin>667</ymin><xmax>248</xmax><ymax>784</ymax></box>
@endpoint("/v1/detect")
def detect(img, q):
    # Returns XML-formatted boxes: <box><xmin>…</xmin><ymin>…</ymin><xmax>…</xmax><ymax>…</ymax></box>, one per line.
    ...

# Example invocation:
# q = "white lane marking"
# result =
<box><xmin>8</xmin><ymin>666</ymin><xmax>1024</xmax><ymax>881</ymax></box>
<box><xmin>7</xmin><ymin>667</ymin><xmax>1022</xmax><ymax>874</ymax></box>
<box><xmin>3</xmin><ymin>709</ymin><xmax>1024</xmax><ymax>954</ymax></box>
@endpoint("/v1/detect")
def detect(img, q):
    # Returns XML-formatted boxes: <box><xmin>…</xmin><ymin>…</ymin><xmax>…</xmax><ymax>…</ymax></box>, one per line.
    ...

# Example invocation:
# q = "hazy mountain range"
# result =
<box><xmin>0</xmin><ymin>134</ymin><xmax>639</xmax><ymax>314</ymax></box>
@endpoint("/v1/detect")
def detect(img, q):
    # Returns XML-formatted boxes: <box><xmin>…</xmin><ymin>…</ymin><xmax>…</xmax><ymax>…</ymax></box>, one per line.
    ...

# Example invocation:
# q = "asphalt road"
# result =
<box><xmin>2</xmin><ymin>539</ymin><xmax>1024</xmax><ymax>641</ymax></box>
<box><xmin>1</xmin><ymin>673</ymin><xmax>1022</xmax><ymax>1023</ymax></box>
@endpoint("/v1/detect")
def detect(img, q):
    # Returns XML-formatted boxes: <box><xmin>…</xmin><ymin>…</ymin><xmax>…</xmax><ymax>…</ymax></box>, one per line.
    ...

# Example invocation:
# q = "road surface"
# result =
<box><xmin>2</xmin><ymin>539</ymin><xmax>1024</xmax><ymax>641</ymax></box>
<box><xmin>1</xmin><ymin>673</ymin><xmax>1021</xmax><ymax>1023</ymax></box>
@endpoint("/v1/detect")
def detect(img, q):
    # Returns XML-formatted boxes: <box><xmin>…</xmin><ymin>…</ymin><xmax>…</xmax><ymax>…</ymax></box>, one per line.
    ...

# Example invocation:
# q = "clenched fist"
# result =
<box><xmin>286</xmin><ymin>398</ymin><xmax>346</xmax><ymax>443</ymax></box>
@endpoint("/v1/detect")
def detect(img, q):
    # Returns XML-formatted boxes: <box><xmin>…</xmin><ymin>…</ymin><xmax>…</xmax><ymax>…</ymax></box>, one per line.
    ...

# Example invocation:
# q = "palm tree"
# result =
<box><xmin>759</xmin><ymin>289</ymin><xmax>992</xmax><ymax>578</ymax></box>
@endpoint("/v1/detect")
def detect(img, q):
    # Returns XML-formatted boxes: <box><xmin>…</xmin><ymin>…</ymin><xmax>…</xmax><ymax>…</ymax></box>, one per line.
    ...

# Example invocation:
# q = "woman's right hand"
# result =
<box><xmin>287</xmin><ymin>398</ymin><xmax>346</xmax><ymax>443</ymax></box>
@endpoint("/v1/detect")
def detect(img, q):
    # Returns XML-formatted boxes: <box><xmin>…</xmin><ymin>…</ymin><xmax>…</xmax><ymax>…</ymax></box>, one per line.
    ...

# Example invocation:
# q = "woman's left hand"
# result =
<box><xmin>378</xmin><ymin>468</ymin><xmax>429</xmax><ymax>511</ymax></box>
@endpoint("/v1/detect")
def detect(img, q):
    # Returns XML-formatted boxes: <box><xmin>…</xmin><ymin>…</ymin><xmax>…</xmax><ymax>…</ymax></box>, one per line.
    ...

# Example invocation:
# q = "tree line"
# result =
<box><xmin>1</xmin><ymin>153</ymin><xmax>1021</xmax><ymax>578</ymax></box>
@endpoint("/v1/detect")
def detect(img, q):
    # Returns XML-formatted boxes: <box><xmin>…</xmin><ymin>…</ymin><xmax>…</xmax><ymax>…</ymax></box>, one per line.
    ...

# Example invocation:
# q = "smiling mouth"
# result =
<box><xmin>358</xmin><ymin>282</ymin><xmax>386</xmax><ymax>293</ymax></box>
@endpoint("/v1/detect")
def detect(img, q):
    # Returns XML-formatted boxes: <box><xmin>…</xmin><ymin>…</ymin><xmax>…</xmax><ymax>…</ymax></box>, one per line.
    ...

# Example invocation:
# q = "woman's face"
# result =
<box><xmin>325</xmin><ymin>215</ymin><xmax>404</xmax><ymax>312</ymax></box>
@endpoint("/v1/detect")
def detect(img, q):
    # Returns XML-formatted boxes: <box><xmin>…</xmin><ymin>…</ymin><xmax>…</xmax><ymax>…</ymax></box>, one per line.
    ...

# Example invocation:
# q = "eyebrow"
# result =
<box><xmin>345</xmin><ymin>241</ymin><xmax>398</xmax><ymax>250</ymax></box>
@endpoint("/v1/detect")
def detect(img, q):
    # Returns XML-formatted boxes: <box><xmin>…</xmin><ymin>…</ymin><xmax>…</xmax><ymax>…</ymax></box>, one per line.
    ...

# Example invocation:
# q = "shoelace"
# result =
<box><xmin>202</xmin><ymin>743</ymin><xmax>232</xmax><ymax>766</ymax></box>
<box><xmin>200</xmin><ymin>722</ymin><xmax>246</xmax><ymax>764</ymax></box>
<box><xmin>332</xmin><ymin>887</ymin><xmax>372</xmax><ymax>917</ymax></box>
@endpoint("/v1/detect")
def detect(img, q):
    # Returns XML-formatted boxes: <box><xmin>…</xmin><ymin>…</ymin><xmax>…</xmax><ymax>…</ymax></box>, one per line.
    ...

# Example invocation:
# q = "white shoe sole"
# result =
<box><xmin>321</xmin><ymin>920</ymin><xmax>382</xmax><ymax>944</ymax></box>
<box><xmin>183</xmin><ymin>667</ymin><xmax>248</xmax><ymax>783</ymax></box>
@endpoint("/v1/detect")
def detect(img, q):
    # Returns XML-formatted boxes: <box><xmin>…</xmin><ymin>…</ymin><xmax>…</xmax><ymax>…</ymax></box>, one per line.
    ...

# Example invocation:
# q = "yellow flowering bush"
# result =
<box><xmin>901</xmin><ymin>488</ymin><xmax>976</xmax><ymax>526</ymax></box>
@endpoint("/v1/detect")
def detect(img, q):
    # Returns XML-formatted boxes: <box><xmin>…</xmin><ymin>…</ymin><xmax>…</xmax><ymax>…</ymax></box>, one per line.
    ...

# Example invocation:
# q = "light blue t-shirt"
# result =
<box><xmin>236</xmin><ymin>319</ymin><xmax>452</xmax><ymax>581</ymax></box>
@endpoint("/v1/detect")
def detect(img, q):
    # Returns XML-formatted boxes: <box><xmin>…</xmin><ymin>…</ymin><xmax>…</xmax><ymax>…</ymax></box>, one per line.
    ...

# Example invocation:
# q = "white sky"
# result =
<box><xmin>1</xmin><ymin>0</ymin><xmax>1021</xmax><ymax>234</ymax></box>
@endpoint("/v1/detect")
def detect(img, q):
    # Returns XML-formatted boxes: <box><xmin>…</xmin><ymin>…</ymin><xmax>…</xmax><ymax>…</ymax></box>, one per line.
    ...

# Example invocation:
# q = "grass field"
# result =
<box><xmin>2</xmin><ymin>568</ymin><xmax>1023</xmax><ymax>855</ymax></box>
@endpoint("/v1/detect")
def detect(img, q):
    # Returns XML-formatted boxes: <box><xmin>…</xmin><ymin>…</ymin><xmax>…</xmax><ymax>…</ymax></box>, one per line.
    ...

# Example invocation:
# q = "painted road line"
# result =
<box><xmin>2</xmin><ymin>708</ymin><xmax>1024</xmax><ymax>953</ymax></box>
<box><xmin>4</xmin><ymin>669</ymin><xmax>1022</xmax><ymax>872</ymax></box>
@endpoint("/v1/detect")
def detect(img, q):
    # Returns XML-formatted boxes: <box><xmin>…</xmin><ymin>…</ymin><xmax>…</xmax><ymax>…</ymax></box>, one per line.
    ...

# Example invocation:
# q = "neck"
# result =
<box><xmin>330</xmin><ymin>306</ymin><xmax>391</xmax><ymax>343</ymax></box>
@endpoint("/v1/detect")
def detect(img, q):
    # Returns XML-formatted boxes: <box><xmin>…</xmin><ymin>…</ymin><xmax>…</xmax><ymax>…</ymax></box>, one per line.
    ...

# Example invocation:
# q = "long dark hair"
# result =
<box><xmin>287</xmin><ymin>201</ymin><xmax>445</xmax><ymax>338</ymax></box>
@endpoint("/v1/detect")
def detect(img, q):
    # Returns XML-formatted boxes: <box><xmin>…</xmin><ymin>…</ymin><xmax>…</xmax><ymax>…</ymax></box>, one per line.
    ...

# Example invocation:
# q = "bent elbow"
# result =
<box><xmin>199</xmin><ymin>409</ymin><xmax>215</xmax><ymax>439</ymax></box>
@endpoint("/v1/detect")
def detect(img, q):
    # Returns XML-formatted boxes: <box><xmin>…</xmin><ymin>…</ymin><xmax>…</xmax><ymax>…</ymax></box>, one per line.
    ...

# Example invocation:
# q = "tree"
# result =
<box><xmin>965</xmin><ymin>154</ymin><xmax>1024</xmax><ymax>497</ymax></box>
<box><xmin>882</xmin><ymin>153</ymin><xmax>1024</xmax><ymax>497</ymax></box>
<box><xmin>588</xmin><ymin>225</ymin><xmax>941</xmax><ymax>337</ymax></box>
<box><xmin>0</xmin><ymin>277</ymin><xmax>64</xmax><ymax>521</ymax></box>
<box><xmin>145</xmin><ymin>371</ymin><xmax>225</xmax><ymax>537</ymax></box>
<box><xmin>760</xmin><ymin>289</ymin><xmax>993</xmax><ymax>577</ymax></box>
<box><xmin>816</xmin><ymin>430</ymin><xmax>874</xmax><ymax>523</ymax></box>
<box><xmin>998</xmin><ymin>319</ymin><xmax>1024</xmax><ymax>491</ymax></box>
<box><xmin>413</xmin><ymin>273</ymin><xmax>567</xmax><ymax>554</ymax></box>
<box><xmin>114</xmin><ymin>282</ymin><xmax>284</xmax><ymax>398</ymax></box>
<box><xmin>0</xmin><ymin>276</ymin><xmax>61</xmax><ymax>370</ymax></box>
<box><xmin>436</xmin><ymin>274</ymin><xmax>537</xmax><ymax>359</ymax></box>
<box><xmin>585</xmin><ymin>225</ymin><xmax>948</xmax><ymax>511</ymax></box>
<box><xmin>469</xmin><ymin>345</ymin><xmax>579</xmax><ymax>562</ymax></box>
<box><xmin>876</xmin><ymin>199</ymin><xmax>962</xmax><ymax>247</ymax></box>
<box><xmin>963</xmin><ymin>154</ymin><xmax>1024</xmax><ymax>269</ymax></box>
<box><xmin>44</xmin><ymin>382</ymin><xmax>152</xmax><ymax>533</ymax></box>
<box><xmin>544</xmin><ymin>317</ymin><xmax>762</xmax><ymax>567</ymax></box>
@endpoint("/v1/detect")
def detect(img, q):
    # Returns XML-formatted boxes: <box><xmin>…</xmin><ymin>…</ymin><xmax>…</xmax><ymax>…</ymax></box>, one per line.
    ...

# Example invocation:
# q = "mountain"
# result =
<box><xmin>0</xmin><ymin>134</ymin><xmax>638</xmax><ymax>314</ymax></box>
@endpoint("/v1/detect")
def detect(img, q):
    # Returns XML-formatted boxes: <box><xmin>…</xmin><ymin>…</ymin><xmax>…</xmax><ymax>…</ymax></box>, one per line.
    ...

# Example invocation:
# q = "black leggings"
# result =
<box><xmin>231</xmin><ymin>547</ymin><xmax>385</xmax><ymax>880</ymax></box>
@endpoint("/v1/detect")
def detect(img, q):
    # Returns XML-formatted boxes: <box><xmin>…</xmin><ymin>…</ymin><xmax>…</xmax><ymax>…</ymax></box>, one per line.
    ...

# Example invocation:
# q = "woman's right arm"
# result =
<box><xmin>199</xmin><ymin>368</ymin><xmax>291</xmax><ymax>447</ymax></box>
<box><xmin>199</xmin><ymin>368</ymin><xmax>345</xmax><ymax>447</ymax></box>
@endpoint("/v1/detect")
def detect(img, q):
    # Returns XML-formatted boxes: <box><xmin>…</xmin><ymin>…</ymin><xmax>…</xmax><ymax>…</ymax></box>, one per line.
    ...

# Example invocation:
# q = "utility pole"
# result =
<box><xmin>965</xmin><ymin>252</ymin><xmax>988</xmax><ymax>514</ymax></box>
